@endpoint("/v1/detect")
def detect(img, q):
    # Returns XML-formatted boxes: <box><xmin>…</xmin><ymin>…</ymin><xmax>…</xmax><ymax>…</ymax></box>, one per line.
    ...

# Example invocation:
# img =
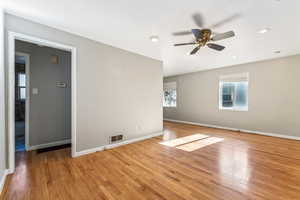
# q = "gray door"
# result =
<box><xmin>18</xmin><ymin>42</ymin><xmax>72</xmax><ymax>147</ymax></box>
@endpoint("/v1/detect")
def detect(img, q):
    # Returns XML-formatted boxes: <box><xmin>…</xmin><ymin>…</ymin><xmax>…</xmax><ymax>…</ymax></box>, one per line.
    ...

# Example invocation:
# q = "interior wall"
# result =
<box><xmin>5</xmin><ymin>14</ymin><xmax>163</xmax><ymax>153</ymax></box>
<box><xmin>164</xmin><ymin>55</ymin><xmax>300</xmax><ymax>137</ymax></box>
<box><xmin>0</xmin><ymin>8</ymin><xmax>6</xmax><ymax>192</ymax></box>
<box><xmin>15</xmin><ymin>40</ymin><xmax>71</xmax><ymax>147</ymax></box>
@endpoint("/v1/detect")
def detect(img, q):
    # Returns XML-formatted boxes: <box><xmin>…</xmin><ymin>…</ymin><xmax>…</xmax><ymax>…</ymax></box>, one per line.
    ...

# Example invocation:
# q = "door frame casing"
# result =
<box><xmin>15</xmin><ymin>51</ymin><xmax>30</xmax><ymax>151</ymax></box>
<box><xmin>8</xmin><ymin>31</ymin><xmax>77</xmax><ymax>173</ymax></box>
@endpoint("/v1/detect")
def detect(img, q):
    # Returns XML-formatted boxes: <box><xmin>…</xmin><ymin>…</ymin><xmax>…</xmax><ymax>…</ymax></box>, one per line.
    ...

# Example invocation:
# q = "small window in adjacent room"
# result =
<box><xmin>219</xmin><ymin>73</ymin><xmax>249</xmax><ymax>111</ymax></box>
<box><xmin>18</xmin><ymin>73</ymin><xmax>26</xmax><ymax>100</ymax></box>
<box><xmin>163</xmin><ymin>82</ymin><xmax>177</xmax><ymax>107</ymax></box>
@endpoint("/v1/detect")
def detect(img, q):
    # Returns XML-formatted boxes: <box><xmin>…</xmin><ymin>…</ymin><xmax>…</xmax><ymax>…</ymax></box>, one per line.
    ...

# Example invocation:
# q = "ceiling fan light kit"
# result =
<box><xmin>173</xmin><ymin>13</ymin><xmax>236</xmax><ymax>55</ymax></box>
<box><xmin>174</xmin><ymin>28</ymin><xmax>235</xmax><ymax>55</ymax></box>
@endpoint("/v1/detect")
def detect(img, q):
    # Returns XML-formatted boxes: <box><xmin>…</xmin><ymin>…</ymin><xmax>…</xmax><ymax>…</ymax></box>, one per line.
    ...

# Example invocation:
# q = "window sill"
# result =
<box><xmin>163</xmin><ymin>106</ymin><xmax>177</xmax><ymax>108</ymax></box>
<box><xmin>219</xmin><ymin>107</ymin><xmax>248</xmax><ymax>112</ymax></box>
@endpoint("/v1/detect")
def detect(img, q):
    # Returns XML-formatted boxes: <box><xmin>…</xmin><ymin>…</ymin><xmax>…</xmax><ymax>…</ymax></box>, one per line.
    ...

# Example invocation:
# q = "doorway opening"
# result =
<box><xmin>14</xmin><ymin>52</ymin><xmax>29</xmax><ymax>152</ymax></box>
<box><xmin>8</xmin><ymin>32</ymin><xmax>77</xmax><ymax>173</ymax></box>
<box><xmin>14</xmin><ymin>39</ymin><xmax>72</xmax><ymax>159</ymax></box>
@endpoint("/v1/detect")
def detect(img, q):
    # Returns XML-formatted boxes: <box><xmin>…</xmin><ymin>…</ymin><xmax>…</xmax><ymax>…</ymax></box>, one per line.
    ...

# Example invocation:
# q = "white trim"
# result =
<box><xmin>164</xmin><ymin>118</ymin><xmax>239</xmax><ymax>131</ymax></box>
<box><xmin>163</xmin><ymin>81</ymin><xmax>176</xmax><ymax>90</ymax></box>
<box><xmin>6</xmin><ymin>169</ymin><xmax>14</xmax><ymax>175</ymax></box>
<box><xmin>74</xmin><ymin>131</ymin><xmax>163</xmax><ymax>157</ymax></box>
<box><xmin>73</xmin><ymin>145</ymin><xmax>105</xmax><ymax>157</ymax></box>
<box><xmin>0</xmin><ymin>169</ymin><xmax>9</xmax><ymax>195</ymax></box>
<box><xmin>27</xmin><ymin>139</ymin><xmax>71</xmax><ymax>151</ymax></box>
<box><xmin>105</xmin><ymin>132</ymin><xmax>163</xmax><ymax>149</ymax></box>
<box><xmin>0</xmin><ymin>9</ymin><xmax>7</xmax><ymax>194</ymax></box>
<box><xmin>219</xmin><ymin>106</ymin><xmax>248</xmax><ymax>112</ymax></box>
<box><xmin>8</xmin><ymin>31</ymin><xmax>78</xmax><ymax>174</ymax></box>
<box><xmin>15</xmin><ymin>52</ymin><xmax>30</xmax><ymax>151</ymax></box>
<box><xmin>8</xmin><ymin>32</ymin><xmax>15</xmax><ymax>173</ymax></box>
<box><xmin>71</xmin><ymin>48</ymin><xmax>77</xmax><ymax>158</ymax></box>
<box><xmin>163</xmin><ymin>118</ymin><xmax>300</xmax><ymax>141</ymax></box>
<box><xmin>219</xmin><ymin>72</ymin><xmax>249</xmax><ymax>82</ymax></box>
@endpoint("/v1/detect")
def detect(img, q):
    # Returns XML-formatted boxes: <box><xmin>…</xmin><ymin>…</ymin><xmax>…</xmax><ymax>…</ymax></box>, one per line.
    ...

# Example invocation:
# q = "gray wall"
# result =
<box><xmin>16</xmin><ymin>40</ymin><xmax>71</xmax><ymax>147</ymax></box>
<box><xmin>0</xmin><ymin>9</ymin><xmax>6</xmax><ymax>190</ymax></box>
<box><xmin>164</xmin><ymin>55</ymin><xmax>300</xmax><ymax>137</ymax></box>
<box><xmin>5</xmin><ymin>14</ymin><xmax>163</xmax><ymax>153</ymax></box>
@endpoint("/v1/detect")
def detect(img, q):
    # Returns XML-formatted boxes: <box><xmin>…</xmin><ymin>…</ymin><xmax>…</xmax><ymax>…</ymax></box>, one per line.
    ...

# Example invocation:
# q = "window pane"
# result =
<box><xmin>163</xmin><ymin>89</ymin><xmax>176</xmax><ymax>107</ymax></box>
<box><xmin>18</xmin><ymin>74</ymin><xmax>26</xmax><ymax>87</ymax></box>
<box><xmin>20</xmin><ymin>88</ymin><xmax>26</xmax><ymax>100</ymax></box>
<box><xmin>220</xmin><ymin>81</ymin><xmax>248</xmax><ymax>110</ymax></box>
<box><xmin>235</xmin><ymin>82</ymin><xmax>248</xmax><ymax>108</ymax></box>
<box><xmin>222</xmin><ymin>83</ymin><xmax>234</xmax><ymax>108</ymax></box>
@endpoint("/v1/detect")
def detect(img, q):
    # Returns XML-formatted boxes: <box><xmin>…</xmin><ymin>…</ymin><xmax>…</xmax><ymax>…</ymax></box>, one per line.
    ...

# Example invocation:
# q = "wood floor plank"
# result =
<box><xmin>1</xmin><ymin>121</ymin><xmax>300</xmax><ymax>200</ymax></box>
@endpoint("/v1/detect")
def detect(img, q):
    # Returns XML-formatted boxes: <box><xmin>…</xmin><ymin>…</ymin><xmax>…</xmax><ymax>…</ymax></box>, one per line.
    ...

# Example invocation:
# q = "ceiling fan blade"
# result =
<box><xmin>172</xmin><ymin>31</ymin><xmax>192</xmax><ymax>36</ymax></box>
<box><xmin>191</xmin><ymin>29</ymin><xmax>203</xmax><ymax>39</ymax></box>
<box><xmin>209</xmin><ymin>14</ymin><xmax>241</xmax><ymax>29</ymax></box>
<box><xmin>190</xmin><ymin>46</ymin><xmax>201</xmax><ymax>55</ymax></box>
<box><xmin>211</xmin><ymin>31</ymin><xmax>235</xmax><ymax>41</ymax></box>
<box><xmin>192</xmin><ymin>13</ymin><xmax>204</xmax><ymax>28</ymax></box>
<box><xmin>174</xmin><ymin>42</ymin><xmax>196</xmax><ymax>46</ymax></box>
<box><xmin>207</xmin><ymin>43</ymin><xmax>225</xmax><ymax>51</ymax></box>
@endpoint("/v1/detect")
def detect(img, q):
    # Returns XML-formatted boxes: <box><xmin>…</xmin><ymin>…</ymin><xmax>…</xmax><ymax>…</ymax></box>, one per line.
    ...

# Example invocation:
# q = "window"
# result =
<box><xmin>219</xmin><ymin>73</ymin><xmax>249</xmax><ymax>111</ymax></box>
<box><xmin>18</xmin><ymin>73</ymin><xmax>26</xmax><ymax>100</ymax></box>
<box><xmin>163</xmin><ymin>82</ymin><xmax>176</xmax><ymax>107</ymax></box>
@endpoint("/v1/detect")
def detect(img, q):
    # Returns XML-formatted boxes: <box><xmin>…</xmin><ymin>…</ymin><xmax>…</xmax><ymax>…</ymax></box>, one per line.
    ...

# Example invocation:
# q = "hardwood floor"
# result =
<box><xmin>2</xmin><ymin>121</ymin><xmax>300</xmax><ymax>200</ymax></box>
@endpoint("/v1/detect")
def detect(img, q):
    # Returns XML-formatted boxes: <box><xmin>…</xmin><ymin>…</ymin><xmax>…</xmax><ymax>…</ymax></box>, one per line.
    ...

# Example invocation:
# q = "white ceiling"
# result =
<box><xmin>2</xmin><ymin>0</ymin><xmax>300</xmax><ymax>76</ymax></box>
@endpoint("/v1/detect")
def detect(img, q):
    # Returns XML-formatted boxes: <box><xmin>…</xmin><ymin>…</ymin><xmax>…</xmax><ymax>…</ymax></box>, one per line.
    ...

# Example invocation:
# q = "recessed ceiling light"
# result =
<box><xmin>150</xmin><ymin>36</ymin><xmax>159</xmax><ymax>42</ymax></box>
<box><xmin>258</xmin><ymin>28</ymin><xmax>271</xmax><ymax>34</ymax></box>
<box><xmin>232</xmin><ymin>56</ymin><xmax>237</xmax><ymax>59</ymax></box>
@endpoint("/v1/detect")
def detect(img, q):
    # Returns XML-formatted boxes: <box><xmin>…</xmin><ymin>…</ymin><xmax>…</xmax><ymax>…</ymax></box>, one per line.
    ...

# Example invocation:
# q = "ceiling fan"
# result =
<box><xmin>174</xmin><ymin>29</ymin><xmax>235</xmax><ymax>55</ymax></box>
<box><xmin>173</xmin><ymin>13</ymin><xmax>238</xmax><ymax>55</ymax></box>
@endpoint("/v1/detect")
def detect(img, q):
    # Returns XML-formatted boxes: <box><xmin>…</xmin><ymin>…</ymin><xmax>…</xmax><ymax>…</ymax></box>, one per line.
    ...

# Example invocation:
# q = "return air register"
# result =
<box><xmin>109</xmin><ymin>134</ymin><xmax>123</xmax><ymax>143</ymax></box>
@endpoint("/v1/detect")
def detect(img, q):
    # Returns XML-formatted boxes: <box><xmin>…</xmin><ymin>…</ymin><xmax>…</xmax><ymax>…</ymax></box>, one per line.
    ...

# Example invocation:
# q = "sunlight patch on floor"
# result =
<box><xmin>159</xmin><ymin>134</ymin><xmax>209</xmax><ymax>147</ymax></box>
<box><xmin>176</xmin><ymin>137</ymin><xmax>224</xmax><ymax>152</ymax></box>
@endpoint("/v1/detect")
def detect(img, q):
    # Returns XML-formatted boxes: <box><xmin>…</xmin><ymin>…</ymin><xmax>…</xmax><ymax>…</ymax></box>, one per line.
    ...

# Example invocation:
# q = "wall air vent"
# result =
<box><xmin>110</xmin><ymin>134</ymin><xmax>123</xmax><ymax>143</ymax></box>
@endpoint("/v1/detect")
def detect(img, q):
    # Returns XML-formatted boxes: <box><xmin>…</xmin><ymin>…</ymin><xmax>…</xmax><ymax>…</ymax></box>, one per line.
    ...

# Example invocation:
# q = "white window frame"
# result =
<box><xmin>219</xmin><ymin>72</ymin><xmax>249</xmax><ymax>112</ymax></box>
<box><xmin>163</xmin><ymin>82</ymin><xmax>177</xmax><ymax>108</ymax></box>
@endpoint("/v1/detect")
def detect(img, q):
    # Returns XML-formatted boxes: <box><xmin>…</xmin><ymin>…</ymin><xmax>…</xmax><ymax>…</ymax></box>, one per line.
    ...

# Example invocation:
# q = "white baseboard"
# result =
<box><xmin>164</xmin><ymin>118</ymin><xmax>300</xmax><ymax>141</ymax></box>
<box><xmin>28</xmin><ymin>139</ymin><xmax>71</xmax><ymax>151</ymax></box>
<box><xmin>6</xmin><ymin>169</ymin><xmax>14</xmax><ymax>175</ymax></box>
<box><xmin>73</xmin><ymin>145</ymin><xmax>105</xmax><ymax>157</ymax></box>
<box><xmin>0</xmin><ymin>169</ymin><xmax>9</xmax><ymax>195</ymax></box>
<box><xmin>74</xmin><ymin>131</ymin><xmax>163</xmax><ymax>157</ymax></box>
<box><xmin>105</xmin><ymin>132</ymin><xmax>163</xmax><ymax>150</ymax></box>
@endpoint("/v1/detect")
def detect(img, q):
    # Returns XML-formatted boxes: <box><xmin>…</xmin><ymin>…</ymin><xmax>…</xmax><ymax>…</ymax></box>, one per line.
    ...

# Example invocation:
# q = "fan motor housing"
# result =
<box><xmin>197</xmin><ymin>29</ymin><xmax>212</xmax><ymax>45</ymax></box>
